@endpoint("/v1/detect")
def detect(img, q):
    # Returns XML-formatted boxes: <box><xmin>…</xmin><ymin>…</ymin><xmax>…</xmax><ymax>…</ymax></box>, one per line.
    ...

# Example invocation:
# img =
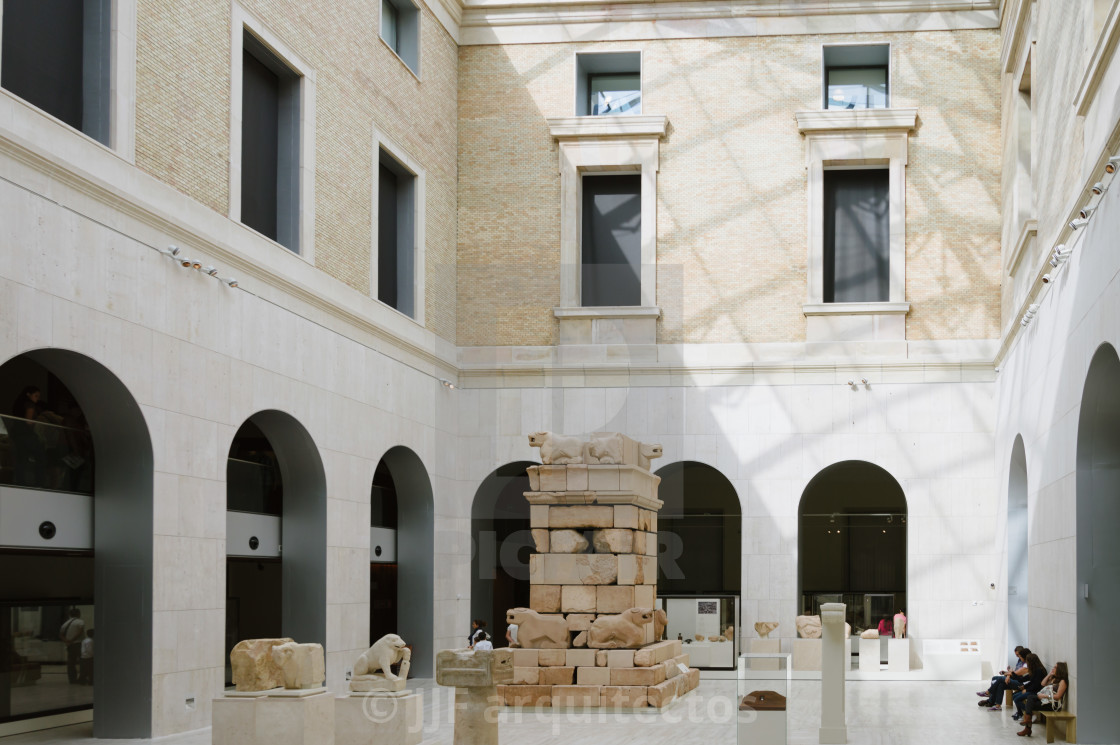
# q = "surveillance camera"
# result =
<box><xmin>1091</xmin><ymin>182</ymin><xmax>1105</xmax><ymax>195</ymax></box>
<box><xmin>1042</xmin><ymin>273</ymin><xmax>1052</xmax><ymax>283</ymax></box>
<box><xmin>1079</xmin><ymin>206</ymin><xmax>1096</xmax><ymax>220</ymax></box>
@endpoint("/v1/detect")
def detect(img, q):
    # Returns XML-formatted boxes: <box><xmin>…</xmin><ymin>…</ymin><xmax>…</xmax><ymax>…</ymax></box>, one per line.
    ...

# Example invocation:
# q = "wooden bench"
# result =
<box><xmin>1034</xmin><ymin>711</ymin><xmax>1076</xmax><ymax>743</ymax></box>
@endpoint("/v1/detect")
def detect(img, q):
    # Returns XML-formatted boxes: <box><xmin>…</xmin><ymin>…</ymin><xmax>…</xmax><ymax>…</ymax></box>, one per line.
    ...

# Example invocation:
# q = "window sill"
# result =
<box><xmin>795</xmin><ymin>108</ymin><xmax>917</xmax><ymax>133</ymax></box>
<box><xmin>804</xmin><ymin>302</ymin><xmax>909</xmax><ymax>343</ymax></box>
<box><xmin>803</xmin><ymin>302</ymin><xmax>910</xmax><ymax>316</ymax></box>
<box><xmin>547</xmin><ymin>115</ymin><xmax>668</xmax><ymax>139</ymax></box>
<box><xmin>554</xmin><ymin>306</ymin><xmax>660</xmax><ymax>345</ymax></box>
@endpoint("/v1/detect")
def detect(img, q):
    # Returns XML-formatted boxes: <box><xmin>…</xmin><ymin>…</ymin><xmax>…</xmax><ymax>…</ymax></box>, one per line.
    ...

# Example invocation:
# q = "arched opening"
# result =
<box><xmin>0</xmin><ymin>349</ymin><xmax>152</xmax><ymax>737</ymax></box>
<box><xmin>798</xmin><ymin>460</ymin><xmax>906</xmax><ymax>636</ymax></box>
<box><xmin>1076</xmin><ymin>343</ymin><xmax>1120</xmax><ymax>743</ymax></box>
<box><xmin>368</xmin><ymin>446</ymin><xmax>434</xmax><ymax>677</ymax></box>
<box><xmin>225</xmin><ymin>411</ymin><xmax>326</xmax><ymax>686</ymax></box>
<box><xmin>470</xmin><ymin>462</ymin><xmax>535</xmax><ymax>648</ymax></box>
<box><xmin>654</xmin><ymin>461</ymin><xmax>741</xmax><ymax>669</ymax></box>
<box><xmin>1007</xmin><ymin>436</ymin><xmax>1028</xmax><ymax>661</ymax></box>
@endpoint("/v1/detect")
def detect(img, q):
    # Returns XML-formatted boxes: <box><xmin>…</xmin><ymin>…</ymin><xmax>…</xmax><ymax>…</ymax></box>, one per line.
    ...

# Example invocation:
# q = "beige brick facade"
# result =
<box><xmin>458</xmin><ymin>30</ymin><xmax>1001</xmax><ymax>347</ymax></box>
<box><xmin>134</xmin><ymin>0</ymin><xmax>459</xmax><ymax>341</ymax></box>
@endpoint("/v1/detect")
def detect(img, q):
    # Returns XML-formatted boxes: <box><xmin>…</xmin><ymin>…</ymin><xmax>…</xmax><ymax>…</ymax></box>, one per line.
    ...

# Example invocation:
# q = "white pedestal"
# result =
<box><xmin>887</xmin><ymin>639</ymin><xmax>910</xmax><ymax>672</ymax></box>
<box><xmin>214</xmin><ymin>691</ymin><xmax>335</xmax><ymax>745</ymax></box>
<box><xmin>844</xmin><ymin>638</ymin><xmax>852</xmax><ymax>671</ymax></box>
<box><xmin>750</xmin><ymin>639</ymin><xmax>780</xmax><ymax>671</ymax></box>
<box><xmin>858</xmin><ymin>638</ymin><xmax>879</xmax><ymax>673</ymax></box>
<box><xmin>737</xmin><ymin>710</ymin><xmax>785</xmax><ymax>745</ymax></box>
<box><xmin>819</xmin><ymin>603</ymin><xmax>847</xmax><ymax>745</ymax></box>
<box><xmin>792</xmin><ymin>638</ymin><xmax>822</xmax><ymax>671</ymax></box>
<box><xmin>336</xmin><ymin>692</ymin><xmax>422</xmax><ymax>745</ymax></box>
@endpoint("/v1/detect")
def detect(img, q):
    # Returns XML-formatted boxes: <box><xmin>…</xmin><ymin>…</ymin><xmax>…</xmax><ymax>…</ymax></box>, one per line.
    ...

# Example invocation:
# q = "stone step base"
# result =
<box><xmin>497</xmin><ymin>667</ymin><xmax>699</xmax><ymax>709</ymax></box>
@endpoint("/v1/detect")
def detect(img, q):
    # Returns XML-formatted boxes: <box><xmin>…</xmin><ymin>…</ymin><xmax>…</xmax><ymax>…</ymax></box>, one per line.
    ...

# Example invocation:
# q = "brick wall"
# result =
<box><xmin>134</xmin><ymin>0</ymin><xmax>459</xmax><ymax>341</ymax></box>
<box><xmin>458</xmin><ymin>30</ymin><xmax>1002</xmax><ymax>346</ymax></box>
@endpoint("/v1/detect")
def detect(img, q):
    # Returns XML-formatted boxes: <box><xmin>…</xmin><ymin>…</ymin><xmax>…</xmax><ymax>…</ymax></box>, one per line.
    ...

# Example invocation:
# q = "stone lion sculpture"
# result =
<box><xmin>528</xmin><ymin>432</ymin><xmax>584</xmax><ymax>464</ymax></box>
<box><xmin>653</xmin><ymin>608</ymin><xmax>668</xmax><ymax>641</ymax></box>
<box><xmin>270</xmin><ymin>641</ymin><xmax>325</xmax><ymax>690</ymax></box>
<box><xmin>573</xmin><ymin>608</ymin><xmax>653</xmax><ymax>649</ymax></box>
<box><xmin>230</xmin><ymin>638</ymin><xmax>293</xmax><ymax>691</ymax></box>
<box><xmin>506</xmin><ymin>608</ymin><xmax>569</xmax><ymax>648</ymax></box>
<box><xmin>350</xmin><ymin>633</ymin><xmax>411</xmax><ymax>692</ymax></box>
<box><xmin>586</xmin><ymin>432</ymin><xmax>624</xmax><ymax>464</ymax></box>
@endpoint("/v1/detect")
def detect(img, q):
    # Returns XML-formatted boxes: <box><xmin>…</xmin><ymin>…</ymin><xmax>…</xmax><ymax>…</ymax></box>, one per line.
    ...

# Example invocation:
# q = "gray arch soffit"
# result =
<box><xmin>1076</xmin><ymin>342</ymin><xmax>1120</xmax><ymax>469</ymax></box>
<box><xmin>471</xmin><ymin>461</ymin><xmax>538</xmax><ymax>519</ymax></box>
<box><xmin>1008</xmin><ymin>434</ymin><xmax>1028</xmax><ymax>509</ymax></box>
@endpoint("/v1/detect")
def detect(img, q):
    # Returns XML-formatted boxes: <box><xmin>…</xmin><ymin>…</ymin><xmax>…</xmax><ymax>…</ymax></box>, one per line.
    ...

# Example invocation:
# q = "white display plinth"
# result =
<box><xmin>750</xmin><ymin>639</ymin><xmax>780</xmax><ymax>671</ymax></box>
<box><xmin>844</xmin><ymin>638</ymin><xmax>852</xmax><ymax>671</ymax></box>
<box><xmin>738</xmin><ymin>710</ymin><xmax>785</xmax><ymax>745</ymax></box>
<box><xmin>887</xmin><ymin>639</ymin><xmax>910</xmax><ymax>672</ymax></box>
<box><xmin>793</xmin><ymin>638</ymin><xmax>822</xmax><ymax>671</ymax></box>
<box><xmin>923</xmin><ymin>639</ymin><xmax>982</xmax><ymax>680</ymax></box>
<box><xmin>336</xmin><ymin>692</ymin><xmax>422</xmax><ymax>745</ymax></box>
<box><xmin>214</xmin><ymin>691</ymin><xmax>334</xmax><ymax>745</ymax></box>
<box><xmin>858</xmin><ymin>638</ymin><xmax>879</xmax><ymax>672</ymax></box>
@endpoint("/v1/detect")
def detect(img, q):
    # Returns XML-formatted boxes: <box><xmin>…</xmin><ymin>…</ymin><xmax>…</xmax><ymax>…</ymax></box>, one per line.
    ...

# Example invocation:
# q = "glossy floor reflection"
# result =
<box><xmin>0</xmin><ymin>679</ymin><xmax>1101</xmax><ymax>744</ymax></box>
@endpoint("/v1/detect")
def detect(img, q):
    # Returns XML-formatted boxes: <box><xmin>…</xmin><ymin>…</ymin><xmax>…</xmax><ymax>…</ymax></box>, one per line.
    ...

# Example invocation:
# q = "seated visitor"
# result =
<box><xmin>1016</xmin><ymin>661</ymin><xmax>1069</xmax><ymax>737</ymax></box>
<box><xmin>978</xmin><ymin>645</ymin><xmax>1030</xmax><ymax>709</ymax></box>
<box><xmin>1011</xmin><ymin>653</ymin><xmax>1048</xmax><ymax>720</ymax></box>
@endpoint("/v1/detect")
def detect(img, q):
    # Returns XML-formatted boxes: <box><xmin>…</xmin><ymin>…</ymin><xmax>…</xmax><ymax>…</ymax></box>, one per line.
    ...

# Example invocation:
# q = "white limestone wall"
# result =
<box><xmin>993</xmin><ymin>175</ymin><xmax>1120</xmax><ymax>713</ymax></box>
<box><xmin>456</xmin><ymin>376</ymin><xmax>1003</xmax><ymax>669</ymax></box>
<box><xmin>0</xmin><ymin>158</ymin><xmax>460</xmax><ymax>735</ymax></box>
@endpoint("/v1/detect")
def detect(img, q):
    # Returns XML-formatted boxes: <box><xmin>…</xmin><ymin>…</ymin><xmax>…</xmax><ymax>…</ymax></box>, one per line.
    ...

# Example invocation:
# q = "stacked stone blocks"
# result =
<box><xmin>496</xmin><ymin>432</ymin><xmax>700</xmax><ymax>708</ymax></box>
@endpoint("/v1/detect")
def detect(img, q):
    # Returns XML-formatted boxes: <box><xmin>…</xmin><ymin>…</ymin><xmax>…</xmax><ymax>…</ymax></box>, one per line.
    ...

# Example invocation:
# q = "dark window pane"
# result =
<box><xmin>824</xmin><ymin>169</ymin><xmax>889</xmax><ymax>303</ymax></box>
<box><xmin>581</xmin><ymin>174</ymin><xmax>641</xmax><ymax>307</ymax></box>
<box><xmin>241</xmin><ymin>48</ymin><xmax>281</xmax><ymax>241</ymax></box>
<box><xmin>378</xmin><ymin>163</ymin><xmax>400</xmax><ymax>309</ymax></box>
<box><xmin>1</xmin><ymin>0</ymin><xmax>85</xmax><ymax>131</ymax></box>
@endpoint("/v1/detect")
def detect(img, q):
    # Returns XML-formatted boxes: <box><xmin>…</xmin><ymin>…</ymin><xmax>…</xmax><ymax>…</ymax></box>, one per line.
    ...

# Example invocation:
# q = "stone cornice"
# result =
<box><xmin>459</xmin><ymin>0</ymin><xmax>999</xmax><ymax>44</ymax></box>
<box><xmin>1074</xmin><ymin>0</ymin><xmax>1120</xmax><ymax>115</ymax></box>
<box><xmin>796</xmin><ymin>108</ymin><xmax>918</xmax><ymax>133</ymax></box>
<box><xmin>547</xmin><ymin>115</ymin><xmax>668</xmax><ymax>139</ymax></box>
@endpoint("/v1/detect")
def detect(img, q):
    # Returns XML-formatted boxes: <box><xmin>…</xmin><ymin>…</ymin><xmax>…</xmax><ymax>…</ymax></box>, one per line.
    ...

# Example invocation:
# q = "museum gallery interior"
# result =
<box><xmin>0</xmin><ymin>0</ymin><xmax>1118</xmax><ymax>743</ymax></box>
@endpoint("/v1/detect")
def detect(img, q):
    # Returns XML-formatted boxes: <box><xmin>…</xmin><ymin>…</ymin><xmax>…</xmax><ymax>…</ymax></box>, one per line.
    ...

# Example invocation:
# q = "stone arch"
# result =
<box><xmin>1075</xmin><ymin>343</ymin><xmax>1120</xmax><ymax>743</ymax></box>
<box><xmin>1007</xmin><ymin>435</ymin><xmax>1028</xmax><ymax>661</ymax></box>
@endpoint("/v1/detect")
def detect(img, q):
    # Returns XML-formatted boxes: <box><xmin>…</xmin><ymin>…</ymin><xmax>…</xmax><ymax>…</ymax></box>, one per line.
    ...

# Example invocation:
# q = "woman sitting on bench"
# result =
<box><xmin>978</xmin><ymin>645</ymin><xmax>1030</xmax><ymax>709</ymax></box>
<box><xmin>1016</xmin><ymin>661</ymin><xmax>1068</xmax><ymax>737</ymax></box>
<box><xmin>1011</xmin><ymin>653</ymin><xmax>1048</xmax><ymax>720</ymax></box>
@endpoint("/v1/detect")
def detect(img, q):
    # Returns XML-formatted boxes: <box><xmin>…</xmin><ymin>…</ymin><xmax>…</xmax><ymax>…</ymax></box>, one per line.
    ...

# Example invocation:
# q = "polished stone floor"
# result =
<box><xmin>0</xmin><ymin>679</ymin><xmax>1095</xmax><ymax>744</ymax></box>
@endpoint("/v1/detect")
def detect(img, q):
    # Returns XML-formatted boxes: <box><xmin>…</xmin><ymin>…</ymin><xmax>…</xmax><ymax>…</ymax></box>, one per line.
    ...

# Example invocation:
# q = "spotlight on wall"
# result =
<box><xmin>220</xmin><ymin>277</ymin><xmax>239</xmax><ymax>288</ymax></box>
<box><xmin>1042</xmin><ymin>273</ymin><xmax>1053</xmax><ymax>284</ymax></box>
<box><xmin>1069</xmin><ymin>217</ymin><xmax>1089</xmax><ymax>230</ymax></box>
<box><xmin>203</xmin><ymin>266</ymin><xmax>218</xmax><ymax>276</ymax></box>
<box><xmin>1106</xmin><ymin>155</ymin><xmax>1120</xmax><ymax>174</ymax></box>
<box><xmin>439</xmin><ymin>378</ymin><xmax>457</xmax><ymax>390</ymax></box>
<box><xmin>1091</xmin><ymin>182</ymin><xmax>1106</xmax><ymax>196</ymax></box>
<box><xmin>1050</xmin><ymin>244</ymin><xmax>1071</xmax><ymax>267</ymax></box>
<box><xmin>887</xmin><ymin>514</ymin><xmax>893</xmax><ymax>524</ymax></box>
<box><xmin>846</xmin><ymin>380</ymin><xmax>855</xmax><ymax>387</ymax></box>
<box><xmin>179</xmin><ymin>257</ymin><xmax>194</xmax><ymax>268</ymax></box>
<box><xmin>190</xmin><ymin>259</ymin><xmax>202</xmax><ymax>270</ymax></box>
<box><xmin>861</xmin><ymin>378</ymin><xmax>869</xmax><ymax>385</ymax></box>
<box><xmin>160</xmin><ymin>244</ymin><xmax>182</xmax><ymax>258</ymax></box>
<box><xmin>1079</xmin><ymin>206</ymin><xmax>1096</xmax><ymax>220</ymax></box>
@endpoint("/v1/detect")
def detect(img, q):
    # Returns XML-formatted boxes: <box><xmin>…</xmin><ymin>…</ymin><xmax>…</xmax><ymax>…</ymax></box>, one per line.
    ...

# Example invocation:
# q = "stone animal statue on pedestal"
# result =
<box><xmin>528</xmin><ymin>432</ymin><xmax>585</xmax><ymax>464</ymax></box>
<box><xmin>350</xmin><ymin>633</ymin><xmax>411</xmax><ymax>691</ymax></box>
<box><xmin>573</xmin><ymin>608</ymin><xmax>653</xmax><ymax>649</ymax></box>
<box><xmin>506</xmin><ymin>608</ymin><xmax>569</xmax><ymax>648</ymax></box>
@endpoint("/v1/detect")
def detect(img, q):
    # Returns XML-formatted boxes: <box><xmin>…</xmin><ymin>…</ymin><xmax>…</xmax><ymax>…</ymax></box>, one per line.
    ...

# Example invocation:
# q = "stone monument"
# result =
<box><xmin>436</xmin><ymin>648</ymin><xmax>514</xmax><ymax>745</ymax></box>
<box><xmin>497</xmin><ymin>432</ymin><xmax>699</xmax><ymax>708</ymax></box>
<box><xmin>337</xmin><ymin>634</ymin><xmax>422</xmax><ymax>745</ymax></box>
<box><xmin>818</xmin><ymin>603</ymin><xmax>847</xmax><ymax>745</ymax></box>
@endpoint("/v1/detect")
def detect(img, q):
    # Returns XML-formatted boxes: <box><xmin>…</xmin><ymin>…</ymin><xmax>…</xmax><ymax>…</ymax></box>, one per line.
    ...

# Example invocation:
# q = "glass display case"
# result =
<box><xmin>656</xmin><ymin>595</ymin><xmax>739</xmax><ymax>669</ymax></box>
<box><xmin>737</xmin><ymin>652</ymin><xmax>791</xmax><ymax>745</ymax></box>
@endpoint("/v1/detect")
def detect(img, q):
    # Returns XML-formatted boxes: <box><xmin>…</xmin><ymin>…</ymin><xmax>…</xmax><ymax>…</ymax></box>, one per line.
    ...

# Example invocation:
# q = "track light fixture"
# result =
<box><xmin>1050</xmin><ymin>244</ymin><xmax>1071</xmax><ymax>267</ymax></box>
<box><xmin>1106</xmin><ymin>155</ymin><xmax>1120</xmax><ymax>174</ymax></box>
<box><xmin>1091</xmin><ymin>182</ymin><xmax>1106</xmax><ymax>196</ymax></box>
<box><xmin>220</xmin><ymin>277</ymin><xmax>239</xmax><ymax>288</ymax></box>
<box><xmin>1079</xmin><ymin>206</ymin><xmax>1096</xmax><ymax>220</ymax></box>
<box><xmin>439</xmin><ymin>378</ymin><xmax>457</xmax><ymax>390</ymax></box>
<box><xmin>1042</xmin><ymin>273</ymin><xmax>1052</xmax><ymax>284</ymax></box>
<box><xmin>1021</xmin><ymin>303</ymin><xmax>1040</xmax><ymax>328</ymax></box>
<box><xmin>179</xmin><ymin>257</ymin><xmax>194</xmax><ymax>267</ymax></box>
<box><xmin>203</xmin><ymin>266</ymin><xmax>218</xmax><ymax>276</ymax></box>
<box><xmin>1069</xmin><ymin>217</ymin><xmax>1089</xmax><ymax>230</ymax></box>
<box><xmin>159</xmin><ymin>244</ymin><xmax>182</xmax><ymax>258</ymax></box>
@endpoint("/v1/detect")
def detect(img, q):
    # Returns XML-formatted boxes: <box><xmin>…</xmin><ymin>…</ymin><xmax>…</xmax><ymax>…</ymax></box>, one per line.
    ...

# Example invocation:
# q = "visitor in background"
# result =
<box><xmin>474</xmin><ymin>636</ymin><xmax>494</xmax><ymax>651</ymax></box>
<box><xmin>79</xmin><ymin>629</ymin><xmax>94</xmax><ymax>685</ymax></box>
<box><xmin>1018</xmin><ymin>662</ymin><xmax>1069</xmax><ymax>737</ymax></box>
<box><xmin>58</xmin><ymin>608</ymin><xmax>86</xmax><ymax>684</ymax></box>
<box><xmin>468</xmin><ymin>619</ymin><xmax>488</xmax><ymax>649</ymax></box>
<box><xmin>506</xmin><ymin>621</ymin><xmax>519</xmax><ymax>648</ymax></box>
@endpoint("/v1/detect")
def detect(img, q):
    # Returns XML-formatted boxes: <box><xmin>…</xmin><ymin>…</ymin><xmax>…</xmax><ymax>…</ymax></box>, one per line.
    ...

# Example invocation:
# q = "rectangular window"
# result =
<box><xmin>581</xmin><ymin>174</ymin><xmax>641</xmax><ymax>307</ymax></box>
<box><xmin>823</xmin><ymin>169</ymin><xmax>889</xmax><ymax>303</ymax></box>
<box><xmin>377</xmin><ymin>149</ymin><xmax>417</xmax><ymax>317</ymax></box>
<box><xmin>823</xmin><ymin>44</ymin><xmax>889</xmax><ymax>110</ymax></box>
<box><xmin>241</xmin><ymin>31</ymin><xmax>301</xmax><ymax>251</ymax></box>
<box><xmin>1</xmin><ymin>0</ymin><xmax>111</xmax><ymax>144</ymax></box>
<box><xmin>576</xmin><ymin>52</ymin><xmax>641</xmax><ymax>116</ymax></box>
<box><xmin>380</xmin><ymin>0</ymin><xmax>420</xmax><ymax>75</ymax></box>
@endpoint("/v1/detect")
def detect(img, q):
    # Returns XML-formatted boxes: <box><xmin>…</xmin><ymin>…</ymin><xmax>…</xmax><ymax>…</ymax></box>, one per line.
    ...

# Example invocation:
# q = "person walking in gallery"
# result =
<box><xmin>506</xmin><ymin>621</ymin><xmax>519</xmax><ymax>648</ymax></box>
<box><xmin>78</xmin><ymin>629</ymin><xmax>94</xmax><ymax>685</ymax></box>
<box><xmin>978</xmin><ymin>645</ymin><xmax>1030</xmax><ymax>708</ymax></box>
<box><xmin>468</xmin><ymin>619</ymin><xmax>489</xmax><ymax>649</ymax></box>
<box><xmin>1017</xmin><ymin>662</ymin><xmax>1069</xmax><ymax>737</ymax></box>
<box><xmin>58</xmin><ymin>608</ymin><xmax>86</xmax><ymax>684</ymax></box>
